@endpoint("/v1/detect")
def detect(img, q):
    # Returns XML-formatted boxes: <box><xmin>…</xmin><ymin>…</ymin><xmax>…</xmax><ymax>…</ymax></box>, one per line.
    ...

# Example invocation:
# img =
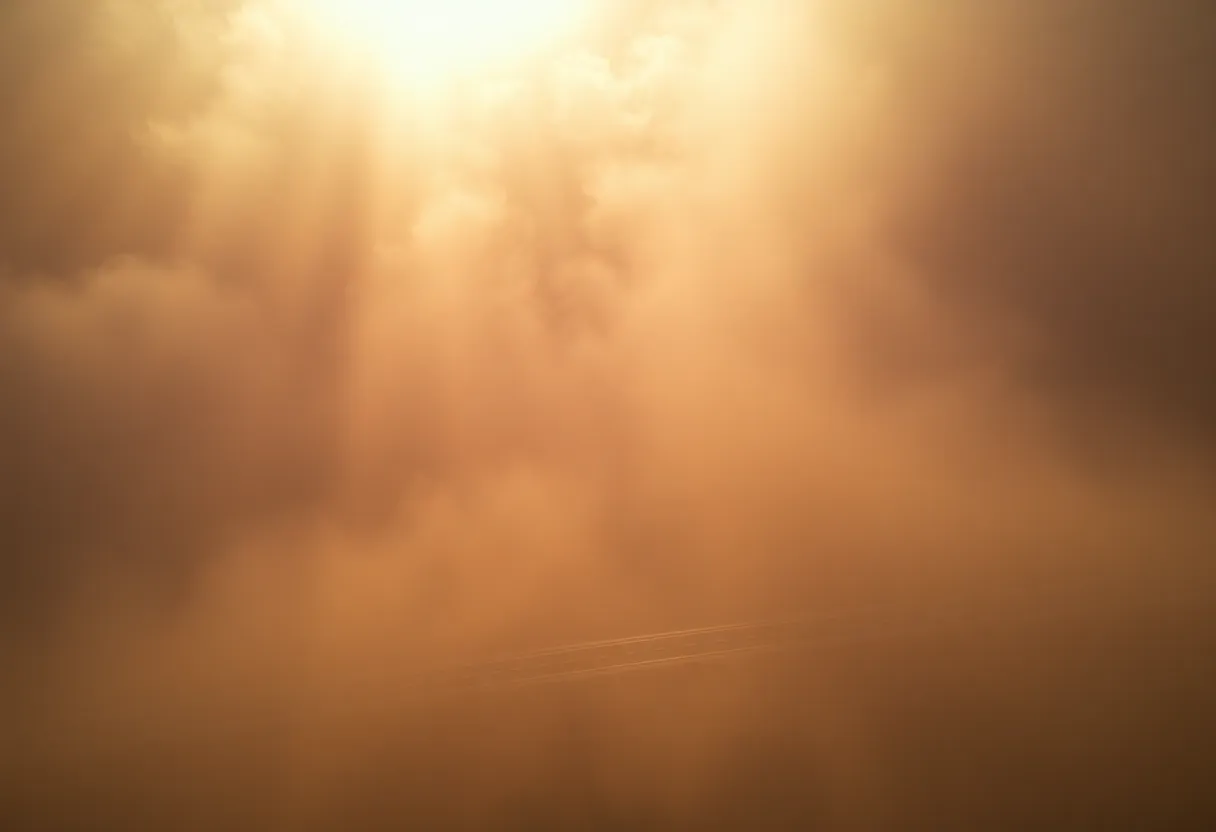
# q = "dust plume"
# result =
<box><xmin>1</xmin><ymin>1</ymin><xmax>1214</xmax><ymax>828</ymax></box>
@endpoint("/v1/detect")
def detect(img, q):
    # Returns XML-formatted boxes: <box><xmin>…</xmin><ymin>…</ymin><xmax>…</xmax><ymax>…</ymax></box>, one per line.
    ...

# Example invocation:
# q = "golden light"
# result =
<box><xmin>299</xmin><ymin>0</ymin><xmax>588</xmax><ymax>84</ymax></box>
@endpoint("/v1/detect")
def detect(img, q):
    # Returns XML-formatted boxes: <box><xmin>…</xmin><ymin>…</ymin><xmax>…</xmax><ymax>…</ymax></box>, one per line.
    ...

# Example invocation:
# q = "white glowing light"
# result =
<box><xmin>300</xmin><ymin>0</ymin><xmax>586</xmax><ymax>83</ymax></box>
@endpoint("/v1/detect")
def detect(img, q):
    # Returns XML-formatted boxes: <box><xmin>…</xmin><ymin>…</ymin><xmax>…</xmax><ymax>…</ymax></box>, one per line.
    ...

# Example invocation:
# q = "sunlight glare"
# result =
<box><xmin>301</xmin><ymin>0</ymin><xmax>587</xmax><ymax>83</ymax></box>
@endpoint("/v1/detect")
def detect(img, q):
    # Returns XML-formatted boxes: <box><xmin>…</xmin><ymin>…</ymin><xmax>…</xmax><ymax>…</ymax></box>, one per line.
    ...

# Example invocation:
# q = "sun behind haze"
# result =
<box><xmin>295</xmin><ymin>0</ymin><xmax>590</xmax><ymax>84</ymax></box>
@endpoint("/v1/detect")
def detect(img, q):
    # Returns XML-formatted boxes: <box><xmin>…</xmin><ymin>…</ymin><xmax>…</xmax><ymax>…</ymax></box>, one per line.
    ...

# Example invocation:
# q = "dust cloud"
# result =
<box><xmin>1</xmin><ymin>1</ymin><xmax>1214</xmax><ymax>828</ymax></box>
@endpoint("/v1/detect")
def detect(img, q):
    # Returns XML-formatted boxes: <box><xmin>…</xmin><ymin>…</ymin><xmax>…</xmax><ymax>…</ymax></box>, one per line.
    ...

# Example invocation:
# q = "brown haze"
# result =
<box><xmin>1</xmin><ymin>1</ymin><xmax>1214</xmax><ymax>829</ymax></box>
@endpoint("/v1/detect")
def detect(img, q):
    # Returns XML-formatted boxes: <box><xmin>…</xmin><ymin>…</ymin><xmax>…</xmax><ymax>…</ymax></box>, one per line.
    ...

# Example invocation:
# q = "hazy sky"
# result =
<box><xmin>1</xmin><ymin>1</ymin><xmax>1214</xmax><ymax>828</ymax></box>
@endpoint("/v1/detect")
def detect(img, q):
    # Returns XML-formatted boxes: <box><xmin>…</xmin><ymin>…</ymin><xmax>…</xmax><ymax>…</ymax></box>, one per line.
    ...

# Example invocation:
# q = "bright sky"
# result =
<box><xmin>298</xmin><ymin>0</ymin><xmax>591</xmax><ymax>84</ymax></box>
